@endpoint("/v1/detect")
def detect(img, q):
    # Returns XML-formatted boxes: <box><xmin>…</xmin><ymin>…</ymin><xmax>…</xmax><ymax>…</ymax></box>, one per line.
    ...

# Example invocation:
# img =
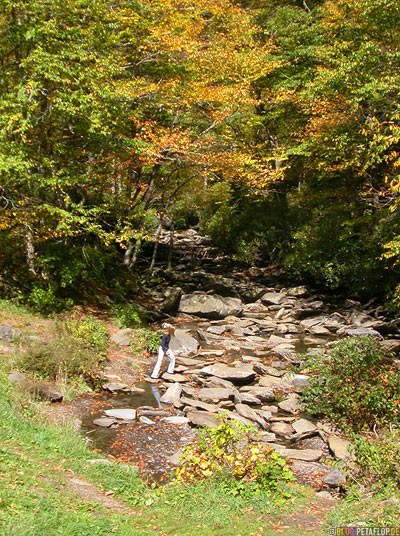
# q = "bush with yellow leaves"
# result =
<box><xmin>175</xmin><ymin>414</ymin><xmax>294</xmax><ymax>497</ymax></box>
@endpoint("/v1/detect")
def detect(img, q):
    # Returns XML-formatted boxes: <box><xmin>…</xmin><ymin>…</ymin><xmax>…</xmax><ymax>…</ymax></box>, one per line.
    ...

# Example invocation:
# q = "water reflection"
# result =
<box><xmin>150</xmin><ymin>384</ymin><xmax>162</xmax><ymax>407</ymax></box>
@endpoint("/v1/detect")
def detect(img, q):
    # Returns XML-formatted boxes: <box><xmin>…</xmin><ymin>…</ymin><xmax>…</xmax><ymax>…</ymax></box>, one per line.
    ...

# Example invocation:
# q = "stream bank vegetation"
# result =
<box><xmin>301</xmin><ymin>336</ymin><xmax>400</xmax><ymax>525</ymax></box>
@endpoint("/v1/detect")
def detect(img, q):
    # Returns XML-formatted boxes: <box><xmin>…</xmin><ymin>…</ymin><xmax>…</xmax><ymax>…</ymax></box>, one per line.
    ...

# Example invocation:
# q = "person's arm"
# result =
<box><xmin>161</xmin><ymin>334</ymin><xmax>170</xmax><ymax>353</ymax></box>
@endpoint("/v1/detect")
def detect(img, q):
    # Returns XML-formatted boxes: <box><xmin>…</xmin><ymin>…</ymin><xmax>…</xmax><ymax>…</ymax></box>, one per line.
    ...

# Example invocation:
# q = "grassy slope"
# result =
<box><xmin>1</xmin><ymin>301</ymin><xmax>399</xmax><ymax>535</ymax></box>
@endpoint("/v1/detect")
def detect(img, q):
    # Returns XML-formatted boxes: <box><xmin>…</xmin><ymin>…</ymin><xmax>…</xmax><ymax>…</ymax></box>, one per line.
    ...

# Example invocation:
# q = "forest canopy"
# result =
<box><xmin>1</xmin><ymin>0</ymin><xmax>399</xmax><ymax>311</ymax></box>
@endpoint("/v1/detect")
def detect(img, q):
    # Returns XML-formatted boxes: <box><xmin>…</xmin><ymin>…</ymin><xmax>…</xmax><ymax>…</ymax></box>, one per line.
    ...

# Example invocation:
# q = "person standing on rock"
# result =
<box><xmin>150</xmin><ymin>323</ymin><xmax>176</xmax><ymax>379</ymax></box>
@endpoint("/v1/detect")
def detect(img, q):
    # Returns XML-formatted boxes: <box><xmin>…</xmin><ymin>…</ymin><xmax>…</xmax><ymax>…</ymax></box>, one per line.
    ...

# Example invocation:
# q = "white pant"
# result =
<box><xmin>151</xmin><ymin>346</ymin><xmax>175</xmax><ymax>378</ymax></box>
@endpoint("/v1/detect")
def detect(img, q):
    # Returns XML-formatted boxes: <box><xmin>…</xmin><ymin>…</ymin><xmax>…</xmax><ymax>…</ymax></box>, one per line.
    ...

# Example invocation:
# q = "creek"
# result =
<box><xmin>77</xmin><ymin>229</ymin><xmax>399</xmax><ymax>488</ymax></box>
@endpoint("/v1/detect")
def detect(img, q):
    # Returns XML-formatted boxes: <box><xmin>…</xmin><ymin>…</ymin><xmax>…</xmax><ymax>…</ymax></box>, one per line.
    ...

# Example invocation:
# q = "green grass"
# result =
<box><xmin>0</xmin><ymin>365</ymin><xmax>323</xmax><ymax>536</ymax></box>
<box><xmin>2</xmin><ymin>302</ymin><xmax>399</xmax><ymax>535</ymax></box>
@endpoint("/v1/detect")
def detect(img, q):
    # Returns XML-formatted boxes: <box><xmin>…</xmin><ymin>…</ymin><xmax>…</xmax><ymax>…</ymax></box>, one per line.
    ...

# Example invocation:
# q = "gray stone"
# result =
<box><xmin>169</xmin><ymin>329</ymin><xmax>199</xmax><ymax>357</ymax></box>
<box><xmin>187</xmin><ymin>410</ymin><xmax>219</xmax><ymax>428</ymax></box>
<box><xmin>161</xmin><ymin>287</ymin><xmax>182</xmax><ymax>313</ymax></box>
<box><xmin>382</xmin><ymin>339</ymin><xmax>400</xmax><ymax>354</ymax></box>
<box><xmin>258</xmin><ymin>375</ymin><xmax>291</xmax><ymax>392</ymax></box>
<box><xmin>169</xmin><ymin>450</ymin><xmax>183</xmax><ymax>466</ymax></box>
<box><xmin>278</xmin><ymin>394</ymin><xmax>301</xmax><ymax>414</ymax></box>
<box><xmin>160</xmin><ymin>383</ymin><xmax>182</xmax><ymax>405</ymax></box>
<box><xmin>36</xmin><ymin>384</ymin><xmax>63</xmax><ymax>403</ymax></box>
<box><xmin>287</xmin><ymin>286</ymin><xmax>308</xmax><ymax>297</ymax></box>
<box><xmin>258</xmin><ymin>431</ymin><xmax>277</xmax><ymax>442</ymax></box>
<box><xmin>271</xmin><ymin>348</ymin><xmax>299</xmax><ymax>363</ymax></box>
<box><xmin>105</xmin><ymin>408</ymin><xmax>136</xmax><ymax>420</ymax></box>
<box><xmin>235</xmin><ymin>404</ymin><xmax>267</xmax><ymax>429</ymax></box>
<box><xmin>200</xmin><ymin>363</ymin><xmax>256</xmax><ymax>384</ymax></box>
<box><xmin>161</xmin><ymin>372</ymin><xmax>187</xmax><ymax>382</ymax></box>
<box><xmin>161</xmin><ymin>416</ymin><xmax>189</xmax><ymax>425</ymax></box>
<box><xmin>292</xmin><ymin>419</ymin><xmax>316</xmax><ymax>435</ymax></box>
<box><xmin>235</xmin><ymin>392</ymin><xmax>261</xmax><ymax>405</ymax></box>
<box><xmin>275</xmin><ymin>447</ymin><xmax>322</xmax><ymax>462</ymax></box>
<box><xmin>239</xmin><ymin>386</ymin><xmax>275</xmax><ymax>402</ymax></box>
<box><xmin>93</xmin><ymin>417</ymin><xmax>117</xmax><ymax>428</ymax></box>
<box><xmin>344</xmin><ymin>327</ymin><xmax>382</xmax><ymax>338</ymax></box>
<box><xmin>139</xmin><ymin>416</ymin><xmax>154</xmax><ymax>424</ymax></box>
<box><xmin>206</xmin><ymin>377</ymin><xmax>235</xmax><ymax>390</ymax></box>
<box><xmin>179</xmin><ymin>292</ymin><xmax>243</xmax><ymax>319</ymax></box>
<box><xmin>110</xmin><ymin>329</ymin><xmax>133</xmax><ymax>346</ymax></box>
<box><xmin>8</xmin><ymin>371</ymin><xmax>26</xmax><ymax>383</ymax></box>
<box><xmin>322</xmin><ymin>469</ymin><xmax>346</xmax><ymax>487</ymax></box>
<box><xmin>260</xmin><ymin>292</ymin><xmax>286</xmax><ymax>305</ymax></box>
<box><xmin>328</xmin><ymin>436</ymin><xmax>354</xmax><ymax>461</ymax></box>
<box><xmin>0</xmin><ymin>324</ymin><xmax>21</xmax><ymax>343</ymax></box>
<box><xmin>289</xmin><ymin>374</ymin><xmax>311</xmax><ymax>393</ymax></box>
<box><xmin>197</xmin><ymin>387</ymin><xmax>232</xmax><ymax>404</ymax></box>
<box><xmin>181</xmin><ymin>397</ymin><xmax>218</xmax><ymax>413</ymax></box>
<box><xmin>269</xmin><ymin>422</ymin><xmax>294</xmax><ymax>439</ymax></box>
<box><xmin>102</xmin><ymin>383</ymin><xmax>131</xmax><ymax>393</ymax></box>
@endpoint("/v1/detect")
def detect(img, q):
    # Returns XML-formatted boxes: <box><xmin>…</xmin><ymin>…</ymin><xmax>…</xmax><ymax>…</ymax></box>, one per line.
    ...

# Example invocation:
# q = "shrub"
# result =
<box><xmin>64</xmin><ymin>313</ymin><xmax>108</xmax><ymax>356</ymax></box>
<box><xmin>302</xmin><ymin>336</ymin><xmax>400</xmax><ymax>431</ymax></box>
<box><xmin>350</xmin><ymin>431</ymin><xmax>400</xmax><ymax>490</ymax></box>
<box><xmin>110</xmin><ymin>303</ymin><xmax>145</xmax><ymax>328</ymax></box>
<box><xmin>175</xmin><ymin>415</ymin><xmax>294</xmax><ymax>497</ymax></box>
<box><xmin>129</xmin><ymin>328</ymin><xmax>160</xmax><ymax>355</ymax></box>
<box><xmin>15</xmin><ymin>318</ymin><xmax>107</xmax><ymax>383</ymax></box>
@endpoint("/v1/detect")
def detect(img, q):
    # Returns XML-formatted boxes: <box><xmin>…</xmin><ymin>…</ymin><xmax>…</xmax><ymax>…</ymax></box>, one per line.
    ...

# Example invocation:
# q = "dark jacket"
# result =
<box><xmin>161</xmin><ymin>334</ymin><xmax>171</xmax><ymax>353</ymax></box>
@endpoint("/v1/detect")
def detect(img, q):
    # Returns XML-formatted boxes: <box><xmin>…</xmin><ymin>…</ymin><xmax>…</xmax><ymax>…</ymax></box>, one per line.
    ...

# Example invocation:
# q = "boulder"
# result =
<box><xmin>178</xmin><ymin>292</ymin><xmax>243</xmax><ymax>319</ymax></box>
<box><xmin>169</xmin><ymin>329</ymin><xmax>199</xmax><ymax>357</ymax></box>
<box><xmin>235</xmin><ymin>404</ymin><xmax>267</xmax><ymax>429</ymax></box>
<box><xmin>197</xmin><ymin>387</ymin><xmax>232</xmax><ymax>404</ymax></box>
<box><xmin>187</xmin><ymin>410</ymin><xmax>219</xmax><ymax>428</ymax></box>
<box><xmin>161</xmin><ymin>372</ymin><xmax>188</xmax><ymax>382</ymax></box>
<box><xmin>289</xmin><ymin>374</ymin><xmax>310</xmax><ymax>393</ymax></box>
<box><xmin>102</xmin><ymin>383</ymin><xmax>131</xmax><ymax>393</ymax></box>
<box><xmin>274</xmin><ymin>447</ymin><xmax>322</xmax><ymax>462</ymax></box>
<box><xmin>36</xmin><ymin>384</ymin><xmax>63</xmax><ymax>403</ymax></box>
<box><xmin>110</xmin><ymin>329</ymin><xmax>133</xmax><ymax>346</ymax></box>
<box><xmin>139</xmin><ymin>416</ymin><xmax>154</xmax><ymax>424</ymax></box>
<box><xmin>260</xmin><ymin>292</ymin><xmax>286</xmax><ymax>305</ymax></box>
<box><xmin>161</xmin><ymin>416</ymin><xmax>189</xmax><ymax>425</ymax></box>
<box><xmin>93</xmin><ymin>417</ymin><xmax>116</xmax><ymax>428</ymax></box>
<box><xmin>0</xmin><ymin>324</ymin><xmax>21</xmax><ymax>343</ymax></box>
<box><xmin>206</xmin><ymin>377</ymin><xmax>236</xmax><ymax>390</ymax></box>
<box><xmin>269</xmin><ymin>422</ymin><xmax>294</xmax><ymax>439</ymax></box>
<box><xmin>322</xmin><ymin>469</ymin><xmax>346</xmax><ymax>487</ymax></box>
<box><xmin>258</xmin><ymin>375</ymin><xmax>291</xmax><ymax>392</ymax></box>
<box><xmin>8</xmin><ymin>371</ymin><xmax>26</xmax><ymax>383</ymax></box>
<box><xmin>105</xmin><ymin>408</ymin><xmax>136</xmax><ymax>420</ymax></box>
<box><xmin>328</xmin><ymin>436</ymin><xmax>354</xmax><ymax>461</ymax></box>
<box><xmin>287</xmin><ymin>286</ymin><xmax>308</xmax><ymax>297</ymax></box>
<box><xmin>239</xmin><ymin>386</ymin><xmax>275</xmax><ymax>402</ymax></box>
<box><xmin>160</xmin><ymin>383</ymin><xmax>182</xmax><ymax>405</ymax></box>
<box><xmin>382</xmin><ymin>339</ymin><xmax>400</xmax><ymax>354</ymax></box>
<box><xmin>181</xmin><ymin>397</ymin><xmax>219</xmax><ymax>413</ymax></box>
<box><xmin>234</xmin><ymin>392</ymin><xmax>261</xmax><ymax>406</ymax></box>
<box><xmin>200</xmin><ymin>363</ymin><xmax>256</xmax><ymax>384</ymax></box>
<box><xmin>278</xmin><ymin>394</ymin><xmax>301</xmax><ymax>414</ymax></box>
<box><xmin>160</xmin><ymin>287</ymin><xmax>182</xmax><ymax>313</ymax></box>
<box><xmin>292</xmin><ymin>419</ymin><xmax>317</xmax><ymax>435</ymax></box>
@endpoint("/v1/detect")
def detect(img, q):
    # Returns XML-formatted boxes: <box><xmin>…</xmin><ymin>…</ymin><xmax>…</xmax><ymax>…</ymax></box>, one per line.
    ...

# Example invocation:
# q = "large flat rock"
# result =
<box><xmin>200</xmin><ymin>363</ymin><xmax>256</xmax><ymax>384</ymax></box>
<box><xmin>104</xmin><ymin>409</ymin><xmax>136</xmax><ymax>420</ymax></box>
<box><xmin>179</xmin><ymin>292</ymin><xmax>243</xmax><ymax>319</ymax></box>
<box><xmin>197</xmin><ymin>387</ymin><xmax>233</xmax><ymax>404</ymax></box>
<box><xmin>160</xmin><ymin>383</ymin><xmax>182</xmax><ymax>405</ymax></box>
<box><xmin>169</xmin><ymin>329</ymin><xmax>199</xmax><ymax>357</ymax></box>
<box><xmin>187</xmin><ymin>410</ymin><xmax>219</xmax><ymax>428</ymax></box>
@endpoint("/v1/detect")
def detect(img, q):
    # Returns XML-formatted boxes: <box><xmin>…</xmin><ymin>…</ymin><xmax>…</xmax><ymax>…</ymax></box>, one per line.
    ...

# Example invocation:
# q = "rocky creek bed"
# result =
<box><xmin>77</xmin><ymin>230</ymin><xmax>400</xmax><ymax>491</ymax></box>
<box><xmin>5</xmin><ymin>229</ymin><xmax>400</xmax><ymax>492</ymax></box>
